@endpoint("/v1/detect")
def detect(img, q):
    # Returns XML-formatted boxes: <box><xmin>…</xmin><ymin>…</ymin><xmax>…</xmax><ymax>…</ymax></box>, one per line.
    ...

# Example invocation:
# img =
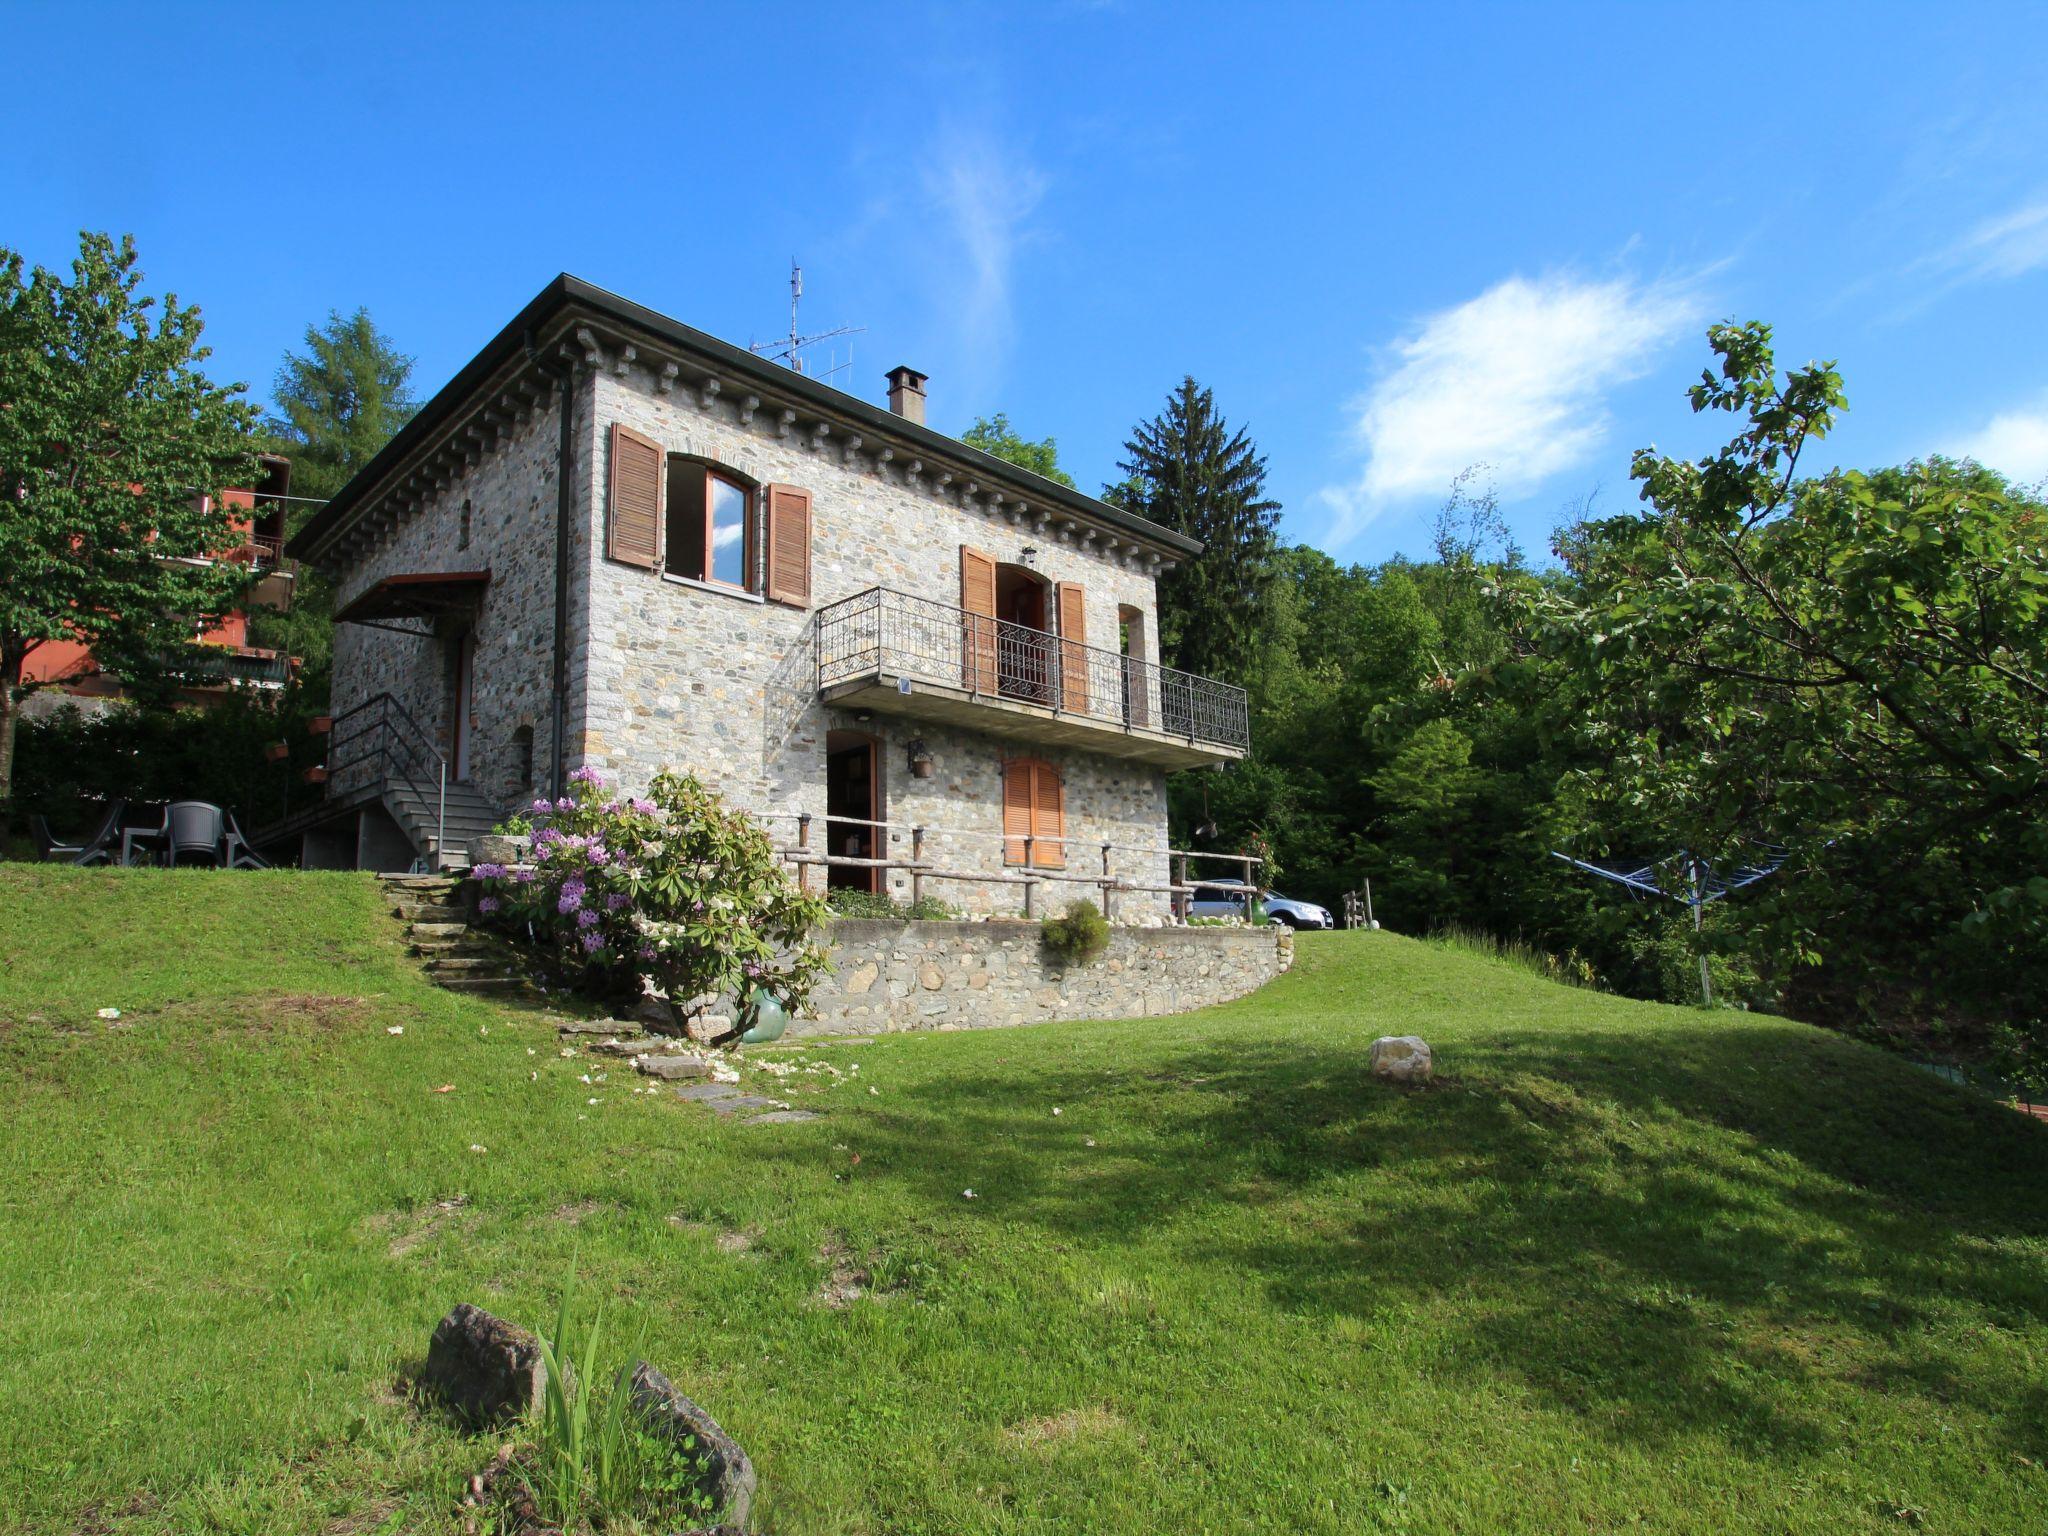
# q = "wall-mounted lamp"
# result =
<box><xmin>1019</xmin><ymin>545</ymin><xmax>1040</xmax><ymax>568</ymax></box>
<box><xmin>906</xmin><ymin>738</ymin><xmax>935</xmax><ymax>779</ymax></box>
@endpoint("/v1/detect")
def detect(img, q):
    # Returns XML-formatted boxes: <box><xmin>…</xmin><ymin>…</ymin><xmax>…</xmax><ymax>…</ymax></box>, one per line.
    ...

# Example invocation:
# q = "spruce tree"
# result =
<box><xmin>267</xmin><ymin>308</ymin><xmax>418</xmax><ymax>508</ymax></box>
<box><xmin>1110</xmin><ymin>376</ymin><xmax>1280</xmax><ymax>683</ymax></box>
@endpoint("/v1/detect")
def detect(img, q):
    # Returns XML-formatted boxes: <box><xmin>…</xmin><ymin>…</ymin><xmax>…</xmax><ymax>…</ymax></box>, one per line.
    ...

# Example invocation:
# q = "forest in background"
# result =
<box><xmin>10</xmin><ymin>235</ymin><xmax>2045</xmax><ymax>1083</ymax></box>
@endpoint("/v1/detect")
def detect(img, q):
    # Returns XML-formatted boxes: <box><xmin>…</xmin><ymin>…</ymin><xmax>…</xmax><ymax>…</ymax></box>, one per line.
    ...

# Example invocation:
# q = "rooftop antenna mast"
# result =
<box><xmin>750</xmin><ymin>260</ymin><xmax>864</xmax><ymax>383</ymax></box>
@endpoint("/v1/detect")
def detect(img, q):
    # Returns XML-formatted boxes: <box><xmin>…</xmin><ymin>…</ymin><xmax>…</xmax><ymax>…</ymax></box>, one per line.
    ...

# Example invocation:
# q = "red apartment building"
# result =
<box><xmin>20</xmin><ymin>453</ymin><xmax>299</xmax><ymax>712</ymax></box>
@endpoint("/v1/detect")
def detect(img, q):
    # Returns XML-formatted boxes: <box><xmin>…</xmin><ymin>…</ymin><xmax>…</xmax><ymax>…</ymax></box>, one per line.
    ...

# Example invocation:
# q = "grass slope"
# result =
<box><xmin>2</xmin><ymin>865</ymin><xmax>2045</xmax><ymax>1534</ymax></box>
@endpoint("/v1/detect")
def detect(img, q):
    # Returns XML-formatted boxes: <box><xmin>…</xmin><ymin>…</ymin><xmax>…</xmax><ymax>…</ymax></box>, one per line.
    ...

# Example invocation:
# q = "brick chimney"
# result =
<box><xmin>885</xmin><ymin>365</ymin><xmax>928</xmax><ymax>425</ymax></box>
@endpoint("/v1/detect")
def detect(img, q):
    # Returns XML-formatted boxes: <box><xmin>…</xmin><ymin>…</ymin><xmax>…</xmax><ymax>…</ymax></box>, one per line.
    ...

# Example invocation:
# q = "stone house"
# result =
<box><xmin>282</xmin><ymin>275</ymin><xmax>1248</xmax><ymax>914</ymax></box>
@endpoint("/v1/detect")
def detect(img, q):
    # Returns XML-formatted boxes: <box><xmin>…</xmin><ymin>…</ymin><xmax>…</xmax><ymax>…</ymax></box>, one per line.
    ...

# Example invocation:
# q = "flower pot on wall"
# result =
<box><xmin>264</xmin><ymin>742</ymin><xmax>290</xmax><ymax>763</ymax></box>
<box><xmin>302</xmin><ymin>765</ymin><xmax>328</xmax><ymax>785</ymax></box>
<box><xmin>308</xmin><ymin>716</ymin><xmax>332</xmax><ymax>736</ymax></box>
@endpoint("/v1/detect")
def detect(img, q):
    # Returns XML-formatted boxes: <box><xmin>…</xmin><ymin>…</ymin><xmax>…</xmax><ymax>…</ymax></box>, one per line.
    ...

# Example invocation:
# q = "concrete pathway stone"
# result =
<box><xmin>673</xmin><ymin>1083</ymin><xmax>740</xmax><ymax>1102</ymax></box>
<box><xmin>708</xmin><ymin>1094</ymin><xmax>785</xmax><ymax>1116</ymax></box>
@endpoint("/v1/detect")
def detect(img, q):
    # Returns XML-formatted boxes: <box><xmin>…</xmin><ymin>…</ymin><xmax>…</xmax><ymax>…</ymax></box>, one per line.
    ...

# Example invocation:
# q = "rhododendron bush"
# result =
<box><xmin>478</xmin><ymin>767</ymin><xmax>830</xmax><ymax>1024</ymax></box>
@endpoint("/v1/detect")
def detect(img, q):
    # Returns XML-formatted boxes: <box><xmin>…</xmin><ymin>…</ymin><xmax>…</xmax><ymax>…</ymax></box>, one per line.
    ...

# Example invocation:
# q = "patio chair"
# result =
<box><xmin>161</xmin><ymin>801</ymin><xmax>227</xmax><ymax>867</ymax></box>
<box><xmin>221</xmin><ymin>810</ymin><xmax>271</xmax><ymax>870</ymax></box>
<box><xmin>29</xmin><ymin>800</ymin><xmax>126</xmax><ymax>865</ymax></box>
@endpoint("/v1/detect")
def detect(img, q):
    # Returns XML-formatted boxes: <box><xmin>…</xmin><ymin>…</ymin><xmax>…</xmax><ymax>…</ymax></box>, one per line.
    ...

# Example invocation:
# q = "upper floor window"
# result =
<box><xmin>666</xmin><ymin>459</ymin><xmax>756</xmax><ymax>592</ymax></box>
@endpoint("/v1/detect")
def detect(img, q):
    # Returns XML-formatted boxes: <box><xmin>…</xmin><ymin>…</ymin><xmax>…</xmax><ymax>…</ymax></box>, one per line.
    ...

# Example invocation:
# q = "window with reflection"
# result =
<box><xmin>664</xmin><ymin>459</ymin><xmax>757</xmax><ymax>591</ymax></box>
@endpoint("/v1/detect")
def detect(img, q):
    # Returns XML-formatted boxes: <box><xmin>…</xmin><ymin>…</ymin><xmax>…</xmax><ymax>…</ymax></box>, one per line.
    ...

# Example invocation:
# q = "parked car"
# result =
<box><xmin>1187</xmin><ymin>885</ymin><xmax>1334</xmax><ymax>929</ymax></box>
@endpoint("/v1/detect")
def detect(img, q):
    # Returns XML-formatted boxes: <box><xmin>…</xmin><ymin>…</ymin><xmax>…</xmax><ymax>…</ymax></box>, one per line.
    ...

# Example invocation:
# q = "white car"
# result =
<box><xmin>1187</xmin><ymin>885</ymin><xmax>1334</xmax><ymax>929</ymax></box>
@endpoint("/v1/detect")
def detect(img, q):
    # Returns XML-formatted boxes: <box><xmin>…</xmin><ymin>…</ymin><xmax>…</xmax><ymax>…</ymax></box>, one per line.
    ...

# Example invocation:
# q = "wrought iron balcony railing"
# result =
<box><xmin>816</xmin><ymin>586</ymin><xmax>1250</xmax><ymax>755</ymax></box>
<box><xmin>161</xmin><ymin>647</ymin><xmax>292</xmax><ymax>688</ymax></box>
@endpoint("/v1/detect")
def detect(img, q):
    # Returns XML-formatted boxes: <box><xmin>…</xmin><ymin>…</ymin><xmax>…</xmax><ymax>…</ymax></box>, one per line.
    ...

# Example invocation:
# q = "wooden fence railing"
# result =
<box><xmin>757</xmin><ymin>810</ymin><xmax>1262</xmax><ymax>922</ymax></box>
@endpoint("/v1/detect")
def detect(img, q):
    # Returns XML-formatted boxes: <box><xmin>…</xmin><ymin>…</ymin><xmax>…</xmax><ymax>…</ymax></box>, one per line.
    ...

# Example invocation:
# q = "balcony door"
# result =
<box><xmin>994</xmin><ymin>563</ymin><xmax>1055</xmax><ymax>707</ymax></box>
<box><xmin>825</xmin><ymin>729</ymin><xmax>882</xmax><ymax>894</ymax></box>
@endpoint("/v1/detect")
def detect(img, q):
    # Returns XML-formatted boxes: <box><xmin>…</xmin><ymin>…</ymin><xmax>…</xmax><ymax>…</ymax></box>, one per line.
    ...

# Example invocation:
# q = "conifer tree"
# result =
<box><xmin>267</xmin><ymin>308</ymin><xmax>417</xmax><ymax>507</ymax></box>
<box><xmin>1110</xmin><ymin>376</ymin><xmax>1280</xmax><ymax>682</ymax></box>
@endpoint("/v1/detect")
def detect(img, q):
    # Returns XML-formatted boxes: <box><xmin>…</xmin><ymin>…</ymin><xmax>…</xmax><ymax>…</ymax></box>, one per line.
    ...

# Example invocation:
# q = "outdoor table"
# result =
<box><xmin>120</xmin><ymin>827</ymin><xmax>166</xmax><ymax>867</ymax></box>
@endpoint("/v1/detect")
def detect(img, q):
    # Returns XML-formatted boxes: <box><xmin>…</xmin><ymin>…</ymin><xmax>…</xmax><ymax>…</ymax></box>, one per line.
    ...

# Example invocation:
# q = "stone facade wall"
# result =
<box><xmin>321</xmin><ymin>346</ymin><xmax>1186</xmax><ymax>903</ymax></box>
<box><xmin>575</xmin><ymin>365</ymin><xmax>1176</xmax><ymax>915</ymax></box>
<box><xmin>328</xmin><ymin>379</ymin><xmax>594</xmax><ymax>818</ymax></box>
<box><xmin>796</xmin><ymin>919</ymin><xmax>1292</xmax><ymax>1036</ymax></box>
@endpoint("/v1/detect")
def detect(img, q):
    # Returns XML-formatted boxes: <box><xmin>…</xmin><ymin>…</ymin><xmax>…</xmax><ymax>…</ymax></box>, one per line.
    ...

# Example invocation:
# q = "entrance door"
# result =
<box><xmin>825</xmin><ymin>731</ymin><xmax>881</xmax><ymax>894</ymax></box>
<box><xmin>450</xmin><ymin>633</ymin><xmax>474</xmax><ymax>782</ymax></box>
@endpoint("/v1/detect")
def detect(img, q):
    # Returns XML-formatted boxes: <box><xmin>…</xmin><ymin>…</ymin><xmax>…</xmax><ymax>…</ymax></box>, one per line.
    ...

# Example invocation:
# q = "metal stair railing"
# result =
<box><xmin>324</xmin><ymin>692</ymin><xmax>449</xmax><ymax>867</ymax></box>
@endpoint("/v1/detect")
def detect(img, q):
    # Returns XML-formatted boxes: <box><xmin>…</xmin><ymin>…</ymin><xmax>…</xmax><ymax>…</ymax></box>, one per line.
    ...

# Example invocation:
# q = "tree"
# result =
<box><xmin>1525</xmin><ymin>321</ymin><xmax>2048</xmax><ymax>1068</ymax></box>
<box><xmin>266</xmin><ymin>307</ymin><xmax>417</xmax><ymax>506</ymax></box>
<box><xmin>0</xmin><ymin>233</ymin><xmax>261</xmax><ymax>806</ymax></box>
<box><xmin>1110</xmin><ymin>377</ymin><xmax>1280</xmax><ymax>683</ymax></box>
<box><xmin>255</xmin><ymin>309</ymin><xmax>418</xmax><ymax>702</ymax></box>
<box><xmin>961</xmin><ymin>412</ymin><xmax>1074</xmax><ymax>487</ymax></box>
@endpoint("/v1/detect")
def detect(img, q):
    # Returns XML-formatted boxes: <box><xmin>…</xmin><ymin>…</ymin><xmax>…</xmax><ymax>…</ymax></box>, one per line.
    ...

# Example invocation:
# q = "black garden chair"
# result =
<box><xmin>221</xmin><ymin>810</ymin><xmax>271</xmax><ymax>870</ymax></box>
<box><xmin>30</xmin><ymin>800</ymin><xmax>127</xmax><ymax>865</ymax></box>
<box><xmin>160</xmin><ymin>801</ymin><xmax>227</xmax><ymax>867</ymax></box>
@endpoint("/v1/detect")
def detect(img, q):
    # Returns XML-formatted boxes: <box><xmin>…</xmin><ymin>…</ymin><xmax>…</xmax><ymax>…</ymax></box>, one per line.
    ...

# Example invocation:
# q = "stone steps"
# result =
<box><xmin>379</xmin><ymin>874</ymin><xmax>529</xmax><ymax>995</ymax></box>
<box><xmin>424</xmin><ymin>956</ymin><xmax>508</xmax><ymax>975</ymax></box>
<box><xmin>394</xmin><ymin>902</ymin><xmax>467</xmax><ymax>922</ymax></box>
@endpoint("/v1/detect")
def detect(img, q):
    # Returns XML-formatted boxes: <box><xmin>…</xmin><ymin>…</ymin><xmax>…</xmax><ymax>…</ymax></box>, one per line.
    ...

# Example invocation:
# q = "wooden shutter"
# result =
<box><xmin>960</xmin><ymin>545</ymin><xmax>997</xmax><ymax>693</ymax></box>
<box><xmin>1032</xmin><ymin>760</ymin><xmax>1065</xmax><ymax>868</ymax></box>
<box><xmin>1001</xmin><ymin>758</ymin><xmax>1065</xmax><ymax>869</ymax></box>
<box><xmin>764</xmin><ymin>484</ymin><xmax>812</xmax><ymax>606</ymax></box>
<box><xmin>607</xmin><ymin>424</ymin><xmax>662</xmax><ymax>568</ymax></box>
<box><xmin>1002</xmin><ymin>758</ymin><xmax>1034</xmax><ymax>865</ymax></box>
<box><xmin>1056</xmin><ymin>582</ymin><xmax>1089</xmax><ymax>714</ymax></box>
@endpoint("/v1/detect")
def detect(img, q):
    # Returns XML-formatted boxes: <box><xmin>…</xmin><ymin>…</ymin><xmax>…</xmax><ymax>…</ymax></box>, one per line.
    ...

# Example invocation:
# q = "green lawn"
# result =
<box><xmin>2</xmin><ymin>866</ymin><xmax>2045</xmax><ymax>1534</ymax></box>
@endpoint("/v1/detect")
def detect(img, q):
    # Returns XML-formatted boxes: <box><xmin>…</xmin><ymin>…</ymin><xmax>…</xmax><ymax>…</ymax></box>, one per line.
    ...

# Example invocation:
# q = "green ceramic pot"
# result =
<box><xmin>738</xmin><ymin>987</ymin><xmax>789</xmax><ymax>1044</ymax></box>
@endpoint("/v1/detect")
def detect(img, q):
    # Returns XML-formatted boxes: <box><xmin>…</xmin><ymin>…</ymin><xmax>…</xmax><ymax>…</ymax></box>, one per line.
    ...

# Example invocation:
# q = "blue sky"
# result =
<box><xmin>5</xmin><ymin>1</ymin><xmax>2046</xmax><ymax>562</ymax></box>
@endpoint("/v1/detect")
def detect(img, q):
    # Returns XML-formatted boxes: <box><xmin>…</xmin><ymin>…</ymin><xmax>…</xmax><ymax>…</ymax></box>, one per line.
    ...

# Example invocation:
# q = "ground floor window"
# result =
<box><xmin>1002</xmin><ymin>757</ymin><xmax>1065</xmax><ymax>868</ymax></box>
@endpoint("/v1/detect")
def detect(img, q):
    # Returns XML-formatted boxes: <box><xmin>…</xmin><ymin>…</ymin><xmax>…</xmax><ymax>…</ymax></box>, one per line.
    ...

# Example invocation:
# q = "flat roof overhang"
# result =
<box><xmin>334</xmin><ymin>571</ymin><xmax>491</xmax><ymax>629</ymax></box>
<box><xmin>820</xmin><ymin>673</ymin><xmax>1246</xmax><ymax>771</ymax></box>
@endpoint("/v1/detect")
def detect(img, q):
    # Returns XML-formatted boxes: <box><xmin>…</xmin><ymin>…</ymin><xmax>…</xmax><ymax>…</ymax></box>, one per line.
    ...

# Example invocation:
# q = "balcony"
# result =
<box><xmin>816</xmin><ymin>587</ymin><xmax>1248</xmax><ymax>768</ymax></box>
<box><xmin>161</xmin><ymin>646</ymin><xmax>292</xmax><ymax>690</ymax></box>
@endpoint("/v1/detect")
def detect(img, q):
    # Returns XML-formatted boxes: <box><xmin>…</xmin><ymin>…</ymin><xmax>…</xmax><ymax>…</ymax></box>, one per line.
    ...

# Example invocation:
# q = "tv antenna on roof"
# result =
<box><xmin>749</xmin><ymin>260</ymin><xmax>864</xmax><ymax>383</ymax></box>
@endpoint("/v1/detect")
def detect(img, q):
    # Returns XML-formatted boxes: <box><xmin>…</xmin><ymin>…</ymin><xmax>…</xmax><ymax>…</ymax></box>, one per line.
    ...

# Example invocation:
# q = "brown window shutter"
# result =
<box><xmin>960</xmin><ymin>545</ymin><xmax>997</xmax><ymax>692</ymax></box>
<box><xmin>607</xmin><ymin>424</ymin><xmax>663</xmax><ymax>568</ymax></box>
<box><xmin>764</xmin><ymin>484</ymin><xmax>812</xmax><ymax>605</ymax></box>
<box><xmin>1002</xmin><ymin>758</ymin><xmax>1034</xmax><ymax>865</ymax></box>
<box><xmin>1033</xmin><ymin>761</ymin><xmax>1065</xmax><ymax>868</ymax></box>
<box><xmin>1055</xmin><ymin>581</ymin><xmax>1089</xmax><ymax>714</ymax></box>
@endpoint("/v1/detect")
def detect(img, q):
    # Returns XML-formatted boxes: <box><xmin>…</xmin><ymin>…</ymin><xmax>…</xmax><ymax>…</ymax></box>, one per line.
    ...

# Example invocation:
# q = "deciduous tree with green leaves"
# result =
<box><xmin>961</xmin><ymin>411</ymin><xmax>1074</xmax><ymax>488</ymax></box>
<box><xmin>1525</xmin><ymin>321</ymin><xmax>2048</xmax><ymax>1073</ymax></box>
<box><xmin>1109</xmin><ymin>376</ymin><xmax>1280</xmax><ymax>683</ymax></box>
<box><xmin>0</xmin><ymin>233</ymin><xmax>261</xmax><ymax>808</ymax></box>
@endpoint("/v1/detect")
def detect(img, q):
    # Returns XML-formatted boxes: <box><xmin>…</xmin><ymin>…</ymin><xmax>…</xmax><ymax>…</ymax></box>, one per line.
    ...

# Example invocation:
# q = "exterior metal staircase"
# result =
<box><xmin>256</xmin><ymin>693</ymin><xmax>506</xmax><ymax>872</ymax></box>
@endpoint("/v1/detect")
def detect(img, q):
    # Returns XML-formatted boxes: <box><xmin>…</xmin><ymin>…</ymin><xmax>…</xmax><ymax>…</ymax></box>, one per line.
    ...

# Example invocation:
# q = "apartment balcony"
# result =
<box><xmin>161</xmin><ymin>645</ymin><xmax>292</xmax><ymax>690</ymax></box>
<box><xmin>816</xmin><ymin>587</ymin><xmax>1248</xmax><ymax>769</ymax></box>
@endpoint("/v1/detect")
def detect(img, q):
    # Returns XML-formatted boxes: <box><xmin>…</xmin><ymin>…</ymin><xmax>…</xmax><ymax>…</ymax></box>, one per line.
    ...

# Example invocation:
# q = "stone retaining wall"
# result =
<box><xmin>797</xmin><ymin>919</ymin><xmax>1292</xmax><ymax>1036</ymax></box>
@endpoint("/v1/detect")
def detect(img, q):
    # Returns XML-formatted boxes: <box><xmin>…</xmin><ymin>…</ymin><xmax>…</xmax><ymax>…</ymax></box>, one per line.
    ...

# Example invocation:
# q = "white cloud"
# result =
<box><xmin>1927</xmin><ymin>196</ymin><xmax>2048</xmax><ymax>284</ymax></box>
<box><xmin>1948</xmin><ymin>392</ymin><xmax>2048</xmax><ymax>485</ymax></box>
<box><xmin>1316</xmin><ymin>272</ymin><xmax>1707</xmax><ymax>547</ymax></box>
<box><xmin>918</xmin><ymin>129</ymin><xmax>1047</xmax><ymax>403</ymax></box>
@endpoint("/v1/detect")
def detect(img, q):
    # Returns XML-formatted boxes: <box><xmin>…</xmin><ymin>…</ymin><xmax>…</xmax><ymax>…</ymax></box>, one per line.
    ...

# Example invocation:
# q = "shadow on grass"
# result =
<box><xmin>755</xmin><ymin>1020</ymin><xmax>2048</xmax><ymax>1461</ymax></box>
